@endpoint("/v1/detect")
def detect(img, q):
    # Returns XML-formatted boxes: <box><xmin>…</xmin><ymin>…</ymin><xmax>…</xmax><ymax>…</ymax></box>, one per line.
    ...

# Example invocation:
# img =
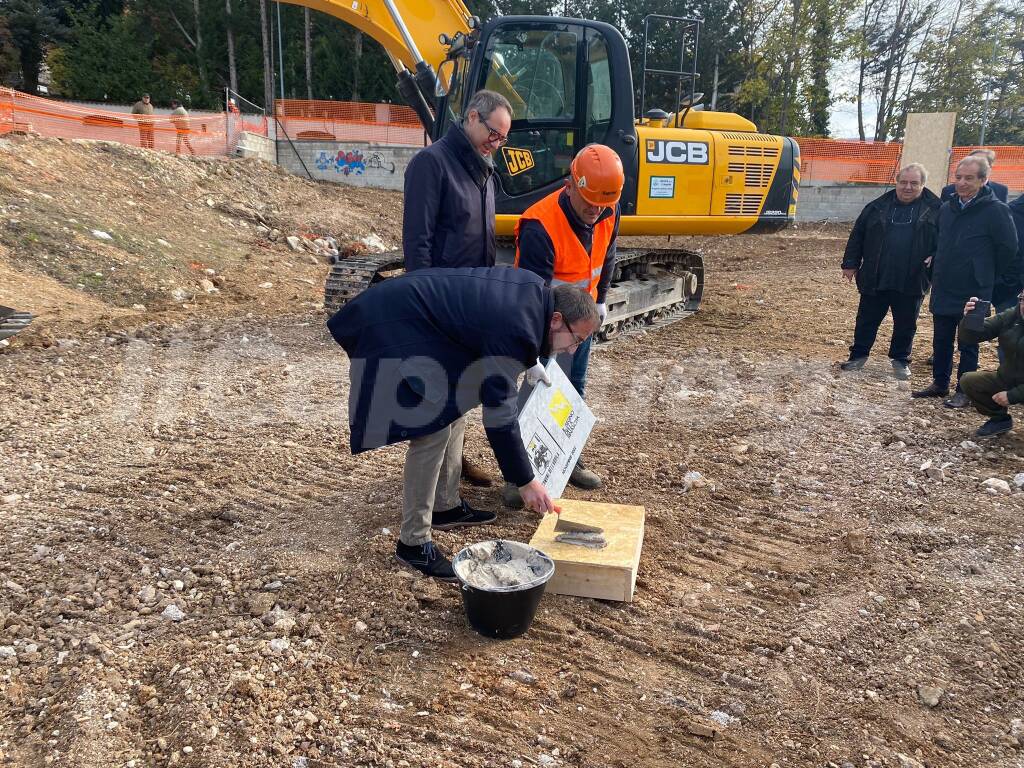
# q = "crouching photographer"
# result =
<box><xmin>957</xmin><ymin>291</ymin><xmax>1024</xmax><ymax>437</ymax></box>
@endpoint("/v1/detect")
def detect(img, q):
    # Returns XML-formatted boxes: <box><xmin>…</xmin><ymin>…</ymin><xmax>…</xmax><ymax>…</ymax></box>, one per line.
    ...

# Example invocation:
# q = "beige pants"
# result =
<box><xmin>401</xmin><ymin>416</ymin><xmax>466</xmax><ymax>545</ymax></box>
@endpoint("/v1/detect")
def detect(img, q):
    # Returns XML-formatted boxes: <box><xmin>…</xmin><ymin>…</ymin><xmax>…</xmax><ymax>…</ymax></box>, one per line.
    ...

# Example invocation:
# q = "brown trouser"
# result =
<box><xmin>959</xmin><ymin>370</ymin><xmax>1015</xmax><ymax>418</ymax></box>
<box><xmin>400</xmin><ymin>415</ymin><xmax>465</xmax><ymax>546</ymax></box>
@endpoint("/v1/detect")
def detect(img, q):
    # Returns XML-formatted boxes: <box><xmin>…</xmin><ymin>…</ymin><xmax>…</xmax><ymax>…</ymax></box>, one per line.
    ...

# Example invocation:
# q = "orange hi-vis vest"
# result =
<box><xmin>514</xmin><ymin>189</ymin><xmax>614</xmax><ymax>299</ymax></box>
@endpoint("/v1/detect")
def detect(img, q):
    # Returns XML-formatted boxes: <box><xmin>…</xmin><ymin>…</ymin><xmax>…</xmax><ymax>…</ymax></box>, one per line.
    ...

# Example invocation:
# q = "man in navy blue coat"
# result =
<box><xmin>913</xmin><ymin>155</ymin><xmax>1018</xmax><ymax>407</ymax></box>
<box><xmin>402</xmin><ymin>89</ymin><xmax>512</xmax><ymax>271</ymax></box>
<box><xmin>328</xmin><ymin>268</ymin><xmax>601</xmax><ymax>580</ymax></box>
<box><xmin>403</xmin><ymin>89</ymin><xmax>513</xmax><ymax>489</ymax></box>
<box><xmin>940</xmin><ymin>149</ymin><xmax>1009</xmax><ymax>204</ymax></box>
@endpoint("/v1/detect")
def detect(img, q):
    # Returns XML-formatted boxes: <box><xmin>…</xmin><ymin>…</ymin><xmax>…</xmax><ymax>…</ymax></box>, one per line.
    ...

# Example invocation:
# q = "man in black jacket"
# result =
<box><xmin>402</xmin><ymin>89</ymin><xmax>513</xmax><ymax>488</ymax></box>
<box><xmin>840</xmin><ymin>163</ymin><xmax>940</xmax><ymax>380</ymax></box>
<box><xmin>402</xmin><ymin>89</ymin><xmax>512</xmax><ymax>271</ymax></box>
<box><xmin>328</xmin><ymin>268</ymin><xmax>600</xmax><ymax>580</ymax></box>
<box><xmin>1000</xmin><ymin>194</ymin><xmax>1024</xmax><ymax>317</ymax></box>
<box><xmin>940</xmin><ymin>149</ymin><xmax>1009</xmax><ymax>204</ymax></box>
<box><xmin>913</xmin><ymin>156</ymin><xmax>1019</xmax><ymax>407</ymax></box>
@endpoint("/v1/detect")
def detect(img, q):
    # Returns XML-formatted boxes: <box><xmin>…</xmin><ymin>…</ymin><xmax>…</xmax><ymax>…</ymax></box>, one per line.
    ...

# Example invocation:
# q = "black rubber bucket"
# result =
<box><xmin>452</xmin><ymin>540</ymin><xmax>555</xmax><ymax>640</ymax></box>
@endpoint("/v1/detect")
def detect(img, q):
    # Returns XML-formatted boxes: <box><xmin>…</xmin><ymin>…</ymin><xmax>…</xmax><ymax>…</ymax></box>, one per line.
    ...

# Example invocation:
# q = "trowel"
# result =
<box><xmin>553</xmin><ymin>512</ymin><xmax>603</xmax><ymax>535</ymax></box>
<box><xmin>553</xmin><ymin>511</ymin><xmax>607</xmax><ymax>549</ymax></box>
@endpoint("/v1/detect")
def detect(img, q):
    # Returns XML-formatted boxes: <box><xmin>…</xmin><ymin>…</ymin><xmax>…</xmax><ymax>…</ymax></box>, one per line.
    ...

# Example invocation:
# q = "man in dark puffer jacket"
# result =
<box><xmin>912</xmin><ymin>155</ymin><xmax>1018</xmax><ymax>407</ymax></box>
<box><xmin>840</xmin><ymin>163</ymin><xmax>941</xmax><ymax>380</ymax></box>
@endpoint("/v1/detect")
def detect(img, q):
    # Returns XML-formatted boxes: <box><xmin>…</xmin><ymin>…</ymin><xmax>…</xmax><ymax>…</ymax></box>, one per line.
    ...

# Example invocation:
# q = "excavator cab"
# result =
<box><xmin>435</xmin><ymin>18</ymin><xmax>639</xmax><ymax>216</ymax></box>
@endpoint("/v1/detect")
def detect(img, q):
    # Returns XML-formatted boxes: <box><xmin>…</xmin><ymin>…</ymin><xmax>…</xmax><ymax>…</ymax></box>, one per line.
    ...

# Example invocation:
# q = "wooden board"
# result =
<box><xmin>528</xmin><ymin>499</ymin><xmax>645</xmax><ymax>602</ymax></box>
<box><xmin>902</xmin><ymin>112</ymin><xmax>957</xmax><ymax>194</ymax></box>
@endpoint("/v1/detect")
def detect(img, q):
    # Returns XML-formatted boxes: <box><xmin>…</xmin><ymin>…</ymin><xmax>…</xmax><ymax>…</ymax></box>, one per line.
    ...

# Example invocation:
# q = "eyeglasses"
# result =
<box><xmin>480</xmin><ymin>116</ymin><xmax>508</xmax><ymax>146</ymax></box>
<box><xmin>565</xmin><ymin>319</ymin><xmax>588</xmax><ymax>348</ymax></box>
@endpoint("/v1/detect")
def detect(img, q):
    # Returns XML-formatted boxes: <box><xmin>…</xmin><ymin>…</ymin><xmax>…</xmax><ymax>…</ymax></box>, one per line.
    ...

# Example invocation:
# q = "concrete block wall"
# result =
<box><xmin>276</xmin><ymin>140</ymin><xmax>419</xmax><ymax>191</ymax></box>
<box><xmin>236</xmin><ymin>131</ymin><xmax>275</xmax><ymax>164</ymax></box>
<box><xmin>795</xmin><ymin>181</ymin><xmax>889</xmax><ymax>223</ymax></box>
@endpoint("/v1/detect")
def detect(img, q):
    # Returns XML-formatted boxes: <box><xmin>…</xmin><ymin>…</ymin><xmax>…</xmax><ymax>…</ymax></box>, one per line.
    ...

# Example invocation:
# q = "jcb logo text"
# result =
<box><xmin>503</xmin><ymin>147</ymin><xmax>536</xmax><ymax>176</ymax></box>
<box><xmin>645</xmin><ymin>140</ymin><xmax>709</xmax><ymax>165</ymax></box>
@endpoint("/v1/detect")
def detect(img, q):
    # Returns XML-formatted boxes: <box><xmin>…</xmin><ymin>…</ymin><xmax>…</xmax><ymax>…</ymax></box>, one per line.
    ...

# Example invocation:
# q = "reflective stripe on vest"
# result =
<box><xmin>514</xmin><ymin>189</ymin><xmax>614</xmax><ymax>300</ymax></box>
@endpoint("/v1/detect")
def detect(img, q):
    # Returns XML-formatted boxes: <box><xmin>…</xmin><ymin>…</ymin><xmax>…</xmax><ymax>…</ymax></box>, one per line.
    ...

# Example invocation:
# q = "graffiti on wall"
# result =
<box><xmin>314</xmin><ymin>149</ymin><xmax>396</xmax><ymax>176</ymax></box>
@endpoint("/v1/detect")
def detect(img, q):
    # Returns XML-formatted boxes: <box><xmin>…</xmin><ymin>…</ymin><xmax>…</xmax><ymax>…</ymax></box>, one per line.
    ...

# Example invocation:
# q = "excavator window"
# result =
<box><xmin>481</xmin><ymin>24</ymin><xmax>581</xmax><ymax>199</ymax></box>
<box><xmin>585</xmin><ymin>28</ymin><xmax>612</xmax><ymax>144</ymax></box>
<box><xmin>483</xmin><ymin>28</ymin><xmax>577</xmax><ymax>121</ymax></box>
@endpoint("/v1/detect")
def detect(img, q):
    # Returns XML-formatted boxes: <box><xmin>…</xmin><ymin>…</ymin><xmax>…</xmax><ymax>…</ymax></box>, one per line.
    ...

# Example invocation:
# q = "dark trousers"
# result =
<box><xmin>960</xmin><ymin>370</ymin><xmax>1014</xmax><ymax>418</ymax></box>
<box><xmin>932</xmin><ymin>313</ymin><xmax>979</xmax><ymax>391</ymax></box>
<box><xmin>849</xmin><ymin>291</ymin><xmax>922</xmax><ymax>364</ymax></box>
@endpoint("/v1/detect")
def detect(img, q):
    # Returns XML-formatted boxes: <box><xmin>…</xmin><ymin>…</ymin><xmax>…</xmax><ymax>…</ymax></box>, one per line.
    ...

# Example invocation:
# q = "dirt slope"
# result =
<box><xmin>1</xmin><ymin>137</ymin><xmax>1023</xmax><ymax>768</ymax></box>
<box><xmin>0</xmin><ymin>134</ymin><xmax>403</xmax><ymax>340</ymax></box>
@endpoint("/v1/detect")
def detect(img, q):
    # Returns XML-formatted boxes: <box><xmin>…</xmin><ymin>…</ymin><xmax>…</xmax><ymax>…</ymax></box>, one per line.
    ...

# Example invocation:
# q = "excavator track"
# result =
<box><xmin>323</xmin><ymin>251</ymin><xmax>405</xmax><ymax>314</ymax></box>
<box><xmin>0</xmin><ymin>306</ymin><xmax>33</xmax><ymax>342</ymax></box>
<box><xmin>321</xmin><ymin>247</ymin><xmax>704</xmax><ymax>344</ymax></box>
<box><xmin>596</xmin><ymin>248</ymin><xmax>704</xmax><ymax>343</ymax></box>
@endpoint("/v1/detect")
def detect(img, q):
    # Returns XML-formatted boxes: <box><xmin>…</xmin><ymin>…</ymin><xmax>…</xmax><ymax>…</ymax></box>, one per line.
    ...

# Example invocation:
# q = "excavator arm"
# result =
<box><xmin>279</xmin><ymin>0</ymin><xmax>471</xmax><ymax>73</ymax></box>
<box><xmin>279</xmin><ymin>0</ymin><xmax>472</xmax><ymax>132</ymax></box>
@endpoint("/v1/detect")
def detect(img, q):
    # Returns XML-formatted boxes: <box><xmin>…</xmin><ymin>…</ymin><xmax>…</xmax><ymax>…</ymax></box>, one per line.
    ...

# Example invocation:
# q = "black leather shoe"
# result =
<box><xmin>944</xmin><ymin>391</ymin><xmax>971</xmax><ymax>408</ymax></box>
<box><xmin>976</xmin><ymin>416</ymin><xmax>1013</xmax><ymax>438</ymax></box>
<box><xmin>912</xmin><ymin>383</ymin><xmax>949</xmax><ymax>398</ymax></box>
<box><xmin>840</xmin><ymin>357</ymin><xmax>867</xmax><ymax>371</ymax></box>
<box><xmin>395</xmin><ymin>541</ymin><xmax>458</xmax><ymax>582</ymax></box>
<box><xmin>431</xmin><ymin>499</ymin><xmax>497</xmax><ymax>531</ymax></box>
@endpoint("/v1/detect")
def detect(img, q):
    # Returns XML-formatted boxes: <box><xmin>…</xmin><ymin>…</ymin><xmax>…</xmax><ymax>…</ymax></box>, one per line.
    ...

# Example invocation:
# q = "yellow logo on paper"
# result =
<box><xmin>503</xmin><ymin>147</ymin><xmax>535</xmax><ymax>176</ymax></box>
<box><xmin>548</xmin><ymin>389</ymin><xmax>573</xmax><ymax>428</ymax></box>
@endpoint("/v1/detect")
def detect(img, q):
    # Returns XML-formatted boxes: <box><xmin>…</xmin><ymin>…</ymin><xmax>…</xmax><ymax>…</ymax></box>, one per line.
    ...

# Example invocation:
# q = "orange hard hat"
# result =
<box><xmin>570</xmin><ymin>144</ymin><xmax>624</xmax><ymax>207</ymax></box>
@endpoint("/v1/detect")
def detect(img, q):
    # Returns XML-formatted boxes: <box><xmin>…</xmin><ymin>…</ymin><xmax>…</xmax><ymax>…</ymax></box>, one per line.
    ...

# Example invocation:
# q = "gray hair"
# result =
<box><xmin>553</xmin><ymin>285</ymin><xmax>599</xmax><ymax>327</ymax></box>
<box><xmin>969</xmin><ymin>148</ymin><xmax>996</xmax><ymax>166</ymax></box>
<box><xmin>465</xmin><ymin>89</ymin><xmax>512</xmax><ymax>122</ymax></box>
<box><xmin>896</xmin><ymin>162</ymin><xmax>928</xmax><ymax>184</ymax></box>
<box><xmin>958</xmin><ymin>156</ymin><xmax>990</xmax><ymax>179</ymax></box>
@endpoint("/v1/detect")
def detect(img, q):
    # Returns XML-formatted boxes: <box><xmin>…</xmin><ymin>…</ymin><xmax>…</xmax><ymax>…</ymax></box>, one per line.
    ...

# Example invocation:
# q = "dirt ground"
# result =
<box><xmin>1</xmin><ymin>137</ymin><xmax>1023</xmax><ymax>768</ymax></box>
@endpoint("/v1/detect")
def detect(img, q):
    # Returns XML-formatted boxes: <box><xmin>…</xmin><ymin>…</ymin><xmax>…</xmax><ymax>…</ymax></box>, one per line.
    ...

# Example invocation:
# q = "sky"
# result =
<box><xmin>829</xmin><ymin>59</ymin><xmax>879</xmax><ymax>140</ymax></box>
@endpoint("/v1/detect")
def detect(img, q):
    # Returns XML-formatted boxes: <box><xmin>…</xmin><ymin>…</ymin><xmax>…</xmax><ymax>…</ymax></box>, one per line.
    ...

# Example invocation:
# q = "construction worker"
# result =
<box><xmin>130</xmin><ymin>93</ymin><xmax>155</xmax><ymax>149</ymax></box>
<box><xmin>170</xmin><ymin>100</ymin><xmax>196</xmax><ymax>156</ymax></box>
<box><xmin>402</xmin><ymin>88</ymin><xmax>514</xmax><ymax>488</ymax></box>
<box><xmin>327</xmin><ymin>268</ymin><xmax>600</xmax><ymax>580</ymax></box>
<box><xmin>502</xmin><ymin>144</ymin><xmax>623</xmax><ymax>507</ymax></box>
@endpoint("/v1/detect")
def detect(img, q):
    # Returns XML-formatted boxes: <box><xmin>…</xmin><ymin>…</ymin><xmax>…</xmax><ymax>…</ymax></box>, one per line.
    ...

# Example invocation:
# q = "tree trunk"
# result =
<box><xmin>259</xmin><ymin>0</ymin><xmax>274</xmax><ymax>113</ymax></box>
<box><xmin>193</xmin><ymin>0</ymin><xmax>208</xmax><ymax>99</ymax></box>
<box><xmin>856</xmin><ymin>0</ymin><xmax>870</xmax><ymax>141</ymax></box>
<box><xmin>873</xmin><ymin>0</ymin><xmax>908</xmax><ymax>141</ymax></box>
<box><xmin>226</xmin><ymin>0</ymin><xmax>238</xmax><ymax>95</ymax></box>
<box><xmin>304</xmin><ymin>7</ymin><xmax>313</xmax><ymax>100</ymax></box>
<box><xmin>778</xmin><ymin>0</ymin><xmax>804</xmax><ymax>135</ymax></box>
<box><xmin>351</xmin><ymin>31</ymin><xmax>363</xmax><ymax>102</ymax></box>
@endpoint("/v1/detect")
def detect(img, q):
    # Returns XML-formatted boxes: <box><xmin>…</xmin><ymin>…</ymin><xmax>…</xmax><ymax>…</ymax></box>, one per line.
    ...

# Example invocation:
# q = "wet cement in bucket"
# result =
<box><xmin>453</xmin><ymin>540</ymin><xmax>552</xmax><ymax>591</ymax></box>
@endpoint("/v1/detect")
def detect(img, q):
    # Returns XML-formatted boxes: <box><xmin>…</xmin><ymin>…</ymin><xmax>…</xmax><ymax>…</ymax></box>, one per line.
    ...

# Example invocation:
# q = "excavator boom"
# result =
<box><xmin>278</xmin><ymin>0</ymin><xmax>471</xmax><ymax>72</ymax></box>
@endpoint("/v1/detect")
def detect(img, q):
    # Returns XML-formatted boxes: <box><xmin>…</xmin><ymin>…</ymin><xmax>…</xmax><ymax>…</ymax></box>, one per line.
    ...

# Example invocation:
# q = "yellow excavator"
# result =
<box><xmin>287</xmin><ymin>1</ymin><xmax>799</xmax><ymax>339</ymax></box>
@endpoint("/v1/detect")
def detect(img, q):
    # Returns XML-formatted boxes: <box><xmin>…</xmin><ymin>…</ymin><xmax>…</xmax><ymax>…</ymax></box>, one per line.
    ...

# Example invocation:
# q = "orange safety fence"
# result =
<box><xmin>795</xmin><ymin>138</ymin><xmax>903</xmax><ymax>185</ymax></box>
<box><xmin>0</xmin><ymin>87</ymin><xmax>268</xmax><ymax>156</ymax></box>
<box><xmin>275</xmin><ymin>98</ymin><xmax>426</xmax><ymax>147</ymax></box>
<box><xmin>948</xmin><ymin>146</ymin><xmax>1024</xmax><ymax>192</ymax></box>
<box><xmin>796</xmin><ymin>137</ymin><xmax>1024</xmax><ymax>192</ymax></box>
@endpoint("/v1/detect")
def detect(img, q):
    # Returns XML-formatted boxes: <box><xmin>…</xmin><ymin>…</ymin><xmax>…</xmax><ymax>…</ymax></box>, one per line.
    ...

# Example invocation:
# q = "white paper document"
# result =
<box><xmin>517</xmin><ymin>359</ymin><xmax>596</xmax><ymax>499</ymax></box>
